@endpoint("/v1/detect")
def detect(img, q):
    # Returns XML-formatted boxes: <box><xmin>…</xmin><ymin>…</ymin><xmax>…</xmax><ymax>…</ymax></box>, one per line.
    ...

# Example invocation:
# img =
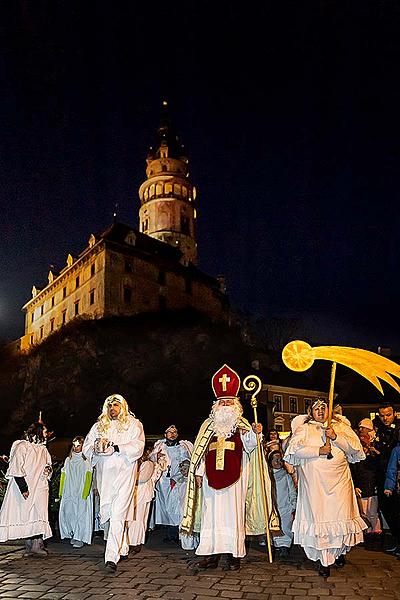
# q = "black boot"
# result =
<box><xmin>223</xmin><ymin>554</ymin><xmax>240</xmax><ymax>571</ymax></box>
<box><xmin>318</xmin><ymin>563</ymin><xmax>330</xmax><ymax>577</ymax></box>
<box><xmin>335</xmin><ymin>554</ymin><xmax>346</xmax><ymax>567</ymax></box>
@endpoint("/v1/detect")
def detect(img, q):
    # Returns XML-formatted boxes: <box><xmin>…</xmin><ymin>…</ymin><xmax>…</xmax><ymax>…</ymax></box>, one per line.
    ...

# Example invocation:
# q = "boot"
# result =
<box><xmin>23</xmin><ymin>539</ymin><xmax>33</xmax><ymax>557</ymax></box>
<box><xmin>31</xmin><ymin>538</ymin><xmax>48</xmax><ymax>557</ymax></box>
<box><xmin>223</xmin><ymin>554</ymin><xmax>240</xmax><ymax>571</ymax></box>
<box><xmin>318</xmin><ymin>563</ymin><xmax>330</xmax><ymax>577</ymax></box>
<box><xmin>197</xmin><ymin>555</ymin><xmax>220</xmax><ymax>569</ymax></box>
<box><xmin>371</xmin><ymin>533</ymin><xmax>384</xmax><ymax>552</ymax></box>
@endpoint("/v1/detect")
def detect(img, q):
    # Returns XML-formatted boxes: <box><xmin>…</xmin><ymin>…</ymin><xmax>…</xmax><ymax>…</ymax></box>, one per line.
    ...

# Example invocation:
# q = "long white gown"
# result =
<box><xmin>126</xmin><ymin>460</ymin><xmax>163</xmax><ymax>546</ymax></box>
<box><xmin>195</xmin><ymin>429</ymin><xmax>257</xmax><ymax>558</ymax></box>
<box><xmin>151</xmin><ymin>440</ymin><xmax>193</xmax><ymax>526</ymax></box>
<box><xmin>284</xmin><ymin>416</ymin><xmax>366</xmax><ymax>566</ymax></box>
<box><xmin>59</xmin><ymin>451</ymin><xmax>93</xmax><ymax>545</ymax></box>
<box><xmin>83</xmin><ymin>416</ymin><xmax>145</xmax><ymax>563</ymax></box>
<box><xmin>0</xmin><ymin>440</ymin><xmax>52</xmax><ymax>541</ymax></box>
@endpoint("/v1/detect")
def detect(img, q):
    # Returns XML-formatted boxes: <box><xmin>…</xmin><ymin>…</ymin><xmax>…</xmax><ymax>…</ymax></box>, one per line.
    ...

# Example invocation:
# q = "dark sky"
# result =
<box><xmin>1</xmin><ymin>1</ymin><xmax>400</xmax><ymax>351</ymax></box>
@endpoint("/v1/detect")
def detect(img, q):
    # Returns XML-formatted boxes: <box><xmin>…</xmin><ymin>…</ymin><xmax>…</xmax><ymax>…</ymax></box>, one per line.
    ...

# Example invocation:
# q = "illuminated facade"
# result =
<box><xmin>20</xmin><ymin>107</ymin><xmax>228</xmax><ymax>350</ymax></box>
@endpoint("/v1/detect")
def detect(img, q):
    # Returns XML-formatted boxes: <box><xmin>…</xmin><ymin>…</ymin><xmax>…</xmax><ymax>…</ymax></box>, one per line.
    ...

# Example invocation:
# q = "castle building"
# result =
<box><xmin>20</xmin><ymin>105</ymin><xmax>228</xmax><ymax>350</ymax></box>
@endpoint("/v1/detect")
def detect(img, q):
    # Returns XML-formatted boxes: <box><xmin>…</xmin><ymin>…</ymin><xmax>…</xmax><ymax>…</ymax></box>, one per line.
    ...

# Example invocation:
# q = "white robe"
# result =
<box><xmin>151</xmin><ymin>440</ymin><xmax>193</xmax><ymax>526</ymax></box>
<box><xmin>272</xmin><ymin>467</ymin><xmax>297</xmax><ymax>548</ymax></box>
<box><xmin>59</xmin><ymin>452</ymin><xmax>93</xmax><ymax>544</ymax></box>
<box><xmin>284</xmin><ymin>416</ymin><xmax>366</xmax><ymax>566</ymax></box>
<box><xmin>126</xmin><ymin>460</ymin><xmax>163</xmax><ymax>546</ymax></box>
<box><xmin>83</xmin><ymin>416</ymin><xmax>145</xmax><ymax>563</ymax></box>
<box><xmin>0</xmin><ymin>440</ymin><xmax>52</xmax><ymax>541</ymax></box>
<box><xmin>168</xmin><ymin>474</ymin><xmax>199</xmax><ymax>550</ymax></box>
<box><xmin>195</xmin><ymin>429</ymin><xmax>257</xmax><ymax>558</ymax></box>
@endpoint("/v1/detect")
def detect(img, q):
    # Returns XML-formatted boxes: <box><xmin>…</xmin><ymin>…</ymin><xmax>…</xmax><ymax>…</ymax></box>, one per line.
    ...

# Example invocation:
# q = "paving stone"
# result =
<box><xmin>220</xmin><ymin>591</ymin><xmax>244</xmax><ymax>598</ymax></box>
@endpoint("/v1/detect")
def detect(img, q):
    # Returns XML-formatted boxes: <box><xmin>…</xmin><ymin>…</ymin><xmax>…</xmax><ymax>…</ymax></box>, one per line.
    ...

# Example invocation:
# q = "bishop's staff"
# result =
<box><xmin>243</xmin><ymin>374</ymin><xmax>273</xmax><ymax>564</ymax></box>
<box><xmin>282</xmin><ymin>340</ymin><xmax>400</xmax><ymax>435</ymax></box>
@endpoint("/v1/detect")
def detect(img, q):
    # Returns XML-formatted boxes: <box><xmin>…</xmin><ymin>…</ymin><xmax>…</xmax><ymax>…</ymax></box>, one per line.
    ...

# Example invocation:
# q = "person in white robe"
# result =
<box><xmin>167</xmin><ymin>459</ymin><xmax>199</xmax><ymax>550</ymax></box>
<box><xmin>181</xmin><ymin>365</ymin><xmax>280</xmax><ymax>571</ymax></box>
<box><xmin>268</xmin><ymin>450</ymin><xmax>297</xmax><ymax>558</ymax></box>
<box><xmin>0</xmin><ymin>422</ymin><xmax>52</xmax><ymax>556</ymax></box>
<box><xmin>151</xmin><ymin>425</ymin><xmax>193</xmax><ymax>541</ymax></box>
<box><xmin>58</xmin><ymin>436</ymin><xmax>93</xmax><ymax>548</ymax></box>
<box><xmin>283</xmin><ymin>399</ymin><xmax>366</xmax><ymax>577</ymax></box>
<box><xmin>125</xmin><ymin>445</ymin><xmax>165</xmax><ymax>551</ymax></box>
<box><xmin>83</xmin><ymin>394</ymin><xmax>145</xmax><ymax>572</ymax></box>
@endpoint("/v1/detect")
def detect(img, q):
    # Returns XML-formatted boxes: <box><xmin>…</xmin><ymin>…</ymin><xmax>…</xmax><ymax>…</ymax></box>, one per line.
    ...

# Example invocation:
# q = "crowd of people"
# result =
<box><xmin>0</xmin><ymin>364</ymin><xmax>399</xmax><ymax>580</ymax></box>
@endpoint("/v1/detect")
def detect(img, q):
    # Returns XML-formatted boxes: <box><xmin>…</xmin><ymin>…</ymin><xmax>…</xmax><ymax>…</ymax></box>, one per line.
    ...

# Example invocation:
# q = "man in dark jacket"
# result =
<box><xmin>373</xmin><ymin>402</ymin><xmax>400</xmax><ymax>552</ymax></box>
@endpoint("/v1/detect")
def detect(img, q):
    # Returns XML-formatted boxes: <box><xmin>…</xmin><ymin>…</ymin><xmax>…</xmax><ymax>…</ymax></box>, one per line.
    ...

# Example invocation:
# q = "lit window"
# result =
<box><xmin>289</xmin><ymin>396</ymin><xmax>298</xmax><ymax>413</ymax></box>
<box><xmin>273</xmin><ymin>394</ymin><xmax>283</xmax><ymax>412</ymax></box>
<box><xmin>165</xmin><ymin>182</ymin><xmax>173</xmax><ymax>195</ymax></box>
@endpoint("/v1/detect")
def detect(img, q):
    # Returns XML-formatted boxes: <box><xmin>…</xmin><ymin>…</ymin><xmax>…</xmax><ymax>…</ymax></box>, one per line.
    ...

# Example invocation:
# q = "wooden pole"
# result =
<box><xmin>326</xmin><ymin>362</ymin><xmax>337</xmax><ymax>459</ymax></box>
<box><xmin>243</xmin><ymin>375</ymin><xmax>273</xmax><ymax>563</ymax></box>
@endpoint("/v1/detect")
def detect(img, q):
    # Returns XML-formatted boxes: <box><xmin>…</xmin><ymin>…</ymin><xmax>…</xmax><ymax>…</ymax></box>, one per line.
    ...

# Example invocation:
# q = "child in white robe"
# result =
<box><xmin>0</xmin><ymin>422</ymin><xmax>52</xmax><ymax>556</ymax></box>
<box><xmin>126</xmin><ymin>445</ymin><xmax>165</xmax><ymax>552</ymax></box>
<box><xmin>59</xmin><ymin>436</ymin><xmax>93</xmax><ymax>548</ymax></box>
<box><xmin>268</xmin><ymin>450</ymin><xmax>297</xmax><ymax>558</ymax></box>
<box><xmin>171</xmin><ymin>459</ymin><xmax>199</xmax><ymax>550</ymax></box>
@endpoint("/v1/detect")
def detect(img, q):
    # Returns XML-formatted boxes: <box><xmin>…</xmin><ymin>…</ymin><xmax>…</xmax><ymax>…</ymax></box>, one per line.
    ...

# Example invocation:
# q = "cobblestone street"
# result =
<box><xmin>1</xmin><ymin>531</ymin><xmax>400</xmax><ymax>600</ymax></box>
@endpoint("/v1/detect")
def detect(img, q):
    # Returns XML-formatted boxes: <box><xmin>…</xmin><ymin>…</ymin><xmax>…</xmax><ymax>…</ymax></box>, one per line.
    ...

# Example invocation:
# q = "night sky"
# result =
<box><xmin>1</xmin><ymin>1</ymin><xmax>400</xmax><ymax>351</ymax></box>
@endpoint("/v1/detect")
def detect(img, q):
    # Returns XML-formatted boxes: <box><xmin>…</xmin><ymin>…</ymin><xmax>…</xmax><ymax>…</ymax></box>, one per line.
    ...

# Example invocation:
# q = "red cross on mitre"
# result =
<box><xmin>211</xmin><ymin>364</ymin><xmax>241</xmax><ymax>399</ymax></box>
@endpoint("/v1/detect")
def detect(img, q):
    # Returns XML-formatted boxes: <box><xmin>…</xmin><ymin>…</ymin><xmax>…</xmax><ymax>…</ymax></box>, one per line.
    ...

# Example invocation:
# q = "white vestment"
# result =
<box><xmin>284</xmin><ymin>416</ymin><xmax>366</xmax><ymax>566</ymax></box>
<box><xmin>83</xmin><ymin>416</ymin><xmax>145</xmax><ymax>563</ymax></box>
<box><xmin>151</xmin><ymin>439</ymin><xmax>193</xmax><ymax>526</ymax></box>
<box><xmin>126</xmin><ymin>460</ymin><xmax>163</xmax><ymax>546</ymax></box>
<box><xmin>272</xmin><ymin>467</ymin><xmax>297</xmax><ymax>548</ymax></box>
<box><xmin>59</xmin><ymin>451</ymin><xmax>93</xmax><ymax>544</ymax></box>
<box><xmin>195</xmin><ymin>429</ymin><xmax>257</xmax><ymax>558</ymax></box>
<box><xmin>168</xmin><ymin>473</ymin><xmax>199</xmax><ymax>550</ymax></box>
<box><xmin>0</xmin><ymin>440</ymin><xmax>52</xmax><ymax>541</ymax></box>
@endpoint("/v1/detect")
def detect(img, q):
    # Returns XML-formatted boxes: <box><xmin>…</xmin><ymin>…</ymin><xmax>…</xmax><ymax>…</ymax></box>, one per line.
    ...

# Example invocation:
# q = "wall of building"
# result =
<box><xmin>21</xmin><ymin>245</ymin><xmax>105</xmax><ymax>350</ymax></box>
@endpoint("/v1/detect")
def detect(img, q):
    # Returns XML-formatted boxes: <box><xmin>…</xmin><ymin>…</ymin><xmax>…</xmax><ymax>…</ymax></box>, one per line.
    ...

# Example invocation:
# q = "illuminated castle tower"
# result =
<box><xmin>138</xmin><ymin>101</ymin><xmax>198</xmax><ymax>266</ymax></box>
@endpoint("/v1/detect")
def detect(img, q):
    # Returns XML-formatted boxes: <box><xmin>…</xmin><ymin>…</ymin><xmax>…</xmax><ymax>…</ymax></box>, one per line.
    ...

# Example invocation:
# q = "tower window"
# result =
<box><xmin>40</xmin><ymin>326</ymin><xmax>44</xmax><ymax>339</ymax></box>
<box><xmin>91</xmin><ymin>263</ymin><xmax>95</xmax><ymax>277</ymax></box>
<box><xmin>30</xmin><ymin>335</ymin><xmax>34</xmax><ymax>345</ymax></box>
<box><xmin>181</xmin><ymin>215</ymin><xmax>190</xmax><ymax>235</ymax></box>
<box><xmin>62</xmin><ymin>310</ymin><xmax>67</xmax><ymax>325</ymax></box>
<box><xmin>165</xmin><ymin>182</ymin><xmax>173</xmax><ymax>195</ymax></box>
<box><xmin>74</xmin><ymin>301</ymin><xmax>79</xmax><ymax>316</ymax></box>
<box><xmin>31</xmin><ymin>312</ymin><xmax>35</xmax><ymax>323</ymax></box>
<box><xmin>142</xmin><ymin>218</ymin><xmax>149</xmax><ymax>232</ymax></box>
<box><xmin>89</xmin><ymin>289</ymin><xmax>95</xmax><ymax>305</ymax></box>
<box><xmin>76</xmin><ymin>276</ymin><xmax>80</xmax><ymax>289</ymax></box>
<box><xmin>158</xmin><ymin>271</ymin><xmax>166</xmax><ymax>285</ymax></box>
<box><xmin>50</xmin><ymin>318</ymin><xmax>55</xmax><ymax>332</ymax></box>
<box><xmin>123</xmin><ymin>287</ymin><xmax>132</xmax><ymax>305</ymax></box>
<box><xmin>41</xmin><ymin>305</ymin><xmax>44</xmax><ymax>316</ymax></box>
<box><xmin>63</xmin><ymin>286</ymin><xmax>67</xmax><ymax>298</ymax></box>
<box><xmin>51</xmin><ymin>296</ymin><xmax>55</xmax><ymax>308</ymax></box>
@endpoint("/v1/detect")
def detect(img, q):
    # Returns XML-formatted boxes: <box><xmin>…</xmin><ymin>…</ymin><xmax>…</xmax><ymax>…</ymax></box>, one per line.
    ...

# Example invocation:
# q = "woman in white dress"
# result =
<box><xmin>0</xmin><ymin>422</ymin><xmax>52</xmax><ymax>556</ymax></box>
<box><xmin>284</xmin><ymin>399</ymin><xmax>366</xmax><ymax>577</ymax></box>
<box><xmin>59</xmin><ymin>436</ymin><xmax>93</xmax><ymax>548</ymax></box>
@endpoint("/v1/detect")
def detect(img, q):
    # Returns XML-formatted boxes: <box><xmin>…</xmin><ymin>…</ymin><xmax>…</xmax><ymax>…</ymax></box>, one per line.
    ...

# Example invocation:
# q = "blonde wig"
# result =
<box><xmin>97</xmin><ymin>394</ymin><xmax>135</xmax><ymax>435</ymax></box>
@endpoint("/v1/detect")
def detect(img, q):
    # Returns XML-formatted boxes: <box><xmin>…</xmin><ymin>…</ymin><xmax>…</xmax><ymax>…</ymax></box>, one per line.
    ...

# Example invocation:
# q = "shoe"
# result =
<box><xmin>258</xmin><ymin>539</ymin><xmax>266</xmax><ymax>546</ymax></box>
<box><xmin>131</xmin><ymin>545</ymin><xmax>142</xmax><ymax>554</ymax></box>
<box><xmin>385</xmin><ymin>545</ymin><xmax>397</xmax><ymax>553</ymax></box>
<box><xmin>318</xmin><ymin>563</ymin><xmax>330</xmax><ymax>578</ymax></box>
<box><xmin>227</xmin><ymin>556</ymin><xmax>240</xmax><ymax>571</ymax></box>
<box><xmin>335</xmin><ymin>554</ymin><xmax>346</xmax><ymax>567</ymax></box>
<box><xmin>72</xmin><ymin>540</ymin><xmax>84</xmax><ymax>548</ymax></box>
<box><xmin>197</xmin><ymin>555</ymin><xmax>220</xmax><ymax>569</ymax></box>
<box><xmin>105</xmin><ymin>561</ymin><xmax>117</xmax><ymax>573</ymax></box>
<box><xmin>23</xmin><ymin>539</ymin><xmax>33</xmax><ymax>557</ymax></box>
<box><xmin>279</xmin><ymin>547</ymin><xmax>289</xmax><ymax>559</ymax></box>
<box><xmin>119</xmin><ymin>554</ymin><xmax>129</xmax><ymax>561</ymax></box>
<box><xmin>31</xmin><ymin>539</ymin><xmax>48</xmax><ymax>557</ymax></box>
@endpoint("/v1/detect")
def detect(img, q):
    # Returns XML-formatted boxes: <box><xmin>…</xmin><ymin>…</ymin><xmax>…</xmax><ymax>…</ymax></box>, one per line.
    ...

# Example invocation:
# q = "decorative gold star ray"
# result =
<box><xmin>282</xmin><ymin>340</ymin><xmax>400</xmax><ymax>395</ymax></box>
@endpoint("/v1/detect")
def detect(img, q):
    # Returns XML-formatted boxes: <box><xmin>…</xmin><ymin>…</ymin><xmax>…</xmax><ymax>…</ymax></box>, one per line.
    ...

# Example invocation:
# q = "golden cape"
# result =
<box><xmin>180</xmin><ymin>416</ymin><xmax>281</xmax><ymax>535</ymax></box>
